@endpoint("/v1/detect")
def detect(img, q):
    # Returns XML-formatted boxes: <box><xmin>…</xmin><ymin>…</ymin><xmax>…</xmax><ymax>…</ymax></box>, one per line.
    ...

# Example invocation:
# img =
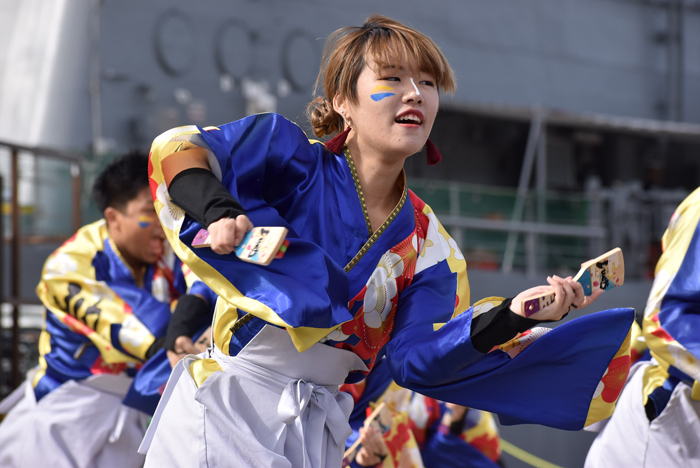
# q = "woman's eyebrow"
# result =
<box><xmin>378</xmin><ymin>64</ymin><xmax>405</xmax><ymax>72</ymax></box>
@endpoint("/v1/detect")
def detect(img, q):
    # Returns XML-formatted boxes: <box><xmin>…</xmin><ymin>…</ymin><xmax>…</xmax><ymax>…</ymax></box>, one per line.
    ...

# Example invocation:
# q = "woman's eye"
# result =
<box><xmin>420</xmin><ymin>80</ymin><xmax>435</xmax><ymax>87</ymax></box>
<box><xmin>382</xmin><ymin>77</ymin><xmax>400</xmax><ymax>82</ymax></box>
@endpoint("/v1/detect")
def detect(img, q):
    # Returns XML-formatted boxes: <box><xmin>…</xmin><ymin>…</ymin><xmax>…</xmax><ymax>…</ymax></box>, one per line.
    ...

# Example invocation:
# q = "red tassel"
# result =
<box><xmin>426</xmin><ymin>138</ymin><xmax>442</xmax><ymax>166</ymax></box>
<box><xmin>325</xmin><ymin>127</ymin><xmax>350</xmax><ymax>154</ymax></box>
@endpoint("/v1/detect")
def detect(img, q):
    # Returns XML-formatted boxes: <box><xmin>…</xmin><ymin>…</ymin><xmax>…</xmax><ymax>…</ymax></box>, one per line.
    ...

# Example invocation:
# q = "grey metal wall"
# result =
<box><xmin>92</xmin><ymin>0</ymin><xmax>700</xmax><ymax>154</ymax></box>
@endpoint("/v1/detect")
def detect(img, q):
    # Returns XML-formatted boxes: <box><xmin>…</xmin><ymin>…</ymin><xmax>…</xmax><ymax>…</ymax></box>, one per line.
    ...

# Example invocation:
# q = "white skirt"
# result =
<box><xmin>0</xmin><ymin>372</ymin><xmax>148</xmax><ymax>468</ymax></box>
<box><xmin>140</xmin><ymin>325</ymin><xmax>368</xmax><ymax>468</ymax></box>
<box><xmin>585</xmin><ymin>361</ymin><xmax>700</xmax><ymax>467</ymax></box>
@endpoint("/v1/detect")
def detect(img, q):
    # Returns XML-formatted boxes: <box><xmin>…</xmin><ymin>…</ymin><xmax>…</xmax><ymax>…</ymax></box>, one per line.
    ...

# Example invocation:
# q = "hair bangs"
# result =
<box><xmin>309</xmin><ymin>15</ymin><xmax>456</xmax><ymax>136</ymax></box>
<box><xmin>363</xmin><ymin>25</ymin><xmax>455</xmax><ymax>95</ymax></box>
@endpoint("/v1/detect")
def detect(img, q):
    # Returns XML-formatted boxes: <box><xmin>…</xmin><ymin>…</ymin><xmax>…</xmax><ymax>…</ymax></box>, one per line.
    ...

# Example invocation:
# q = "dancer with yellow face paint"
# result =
<box><xmin>0</xmin><ymin>153</ymin><xmax>215</xmax><ymax>468</ymax></box>
<box><xmin>140</xmin><ymin>15</ymin><xmax>633</xmax><ymax>468</ymax></box>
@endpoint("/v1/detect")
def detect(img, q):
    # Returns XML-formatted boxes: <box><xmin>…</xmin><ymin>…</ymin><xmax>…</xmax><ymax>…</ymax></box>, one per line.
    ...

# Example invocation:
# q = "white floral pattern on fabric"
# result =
<box><xmin>592</xmin><ymin>368</ymin><xmax>608</xmax><ymax>399</ymax></box>
<box><xmin>501</xmin><ymin>327</ymin><xmax>552</xmax><ymax>358</ymax></box>
<box><xmin>381</xmin><ymin>383</ymin><xmax>413</xmax><ymax>413</ymax></box>
<box><xmin>156</xmin><ymin>182</ymin><xmax>185</xmax><ymax>231</ymax></box>
<box><xmin>44</xmin><ymin>253</ymin><xmax>78</xmax><ymax>280</ymax></box>
<box><xmin>668</xmin><ymin>344</ymin><xmax>700</xmax><ymax>380</ymax></box>
<box><xmin>668</xmin><ymin>209</ymin><xmax>681</xmax><ymax>233</ymax></box>
<box><xmin>119</xmin><ymin>314</ymin><xmax>151</xmax><ymax>348</ymax></box>
<box><xmin>411</xmin><ymin>233</ymin><xmax>426</xmax><ymax>258</ymax></box>
<box><xmin>472</xmin><ymin>301</ymin><xmax>496</xmax><ymax>319</ymax></box>
<box><xmin>364</xmin><ymin>253</ymin><xmax>403</xmax><ymax>328</ymax></box>
<box><xmin>323</xmin><ymin>327</ymin><xmax>350</xmax><ymax>343</ymax></box>
<box><xmin>152</xmin><ymin>276</ymin><xmax>171</xmax><ymax>303</ymax></box>
<box><xmin>448</xmin><ymin>237</ymin><xmax>464</xmax><ymax>260</ymax></box>
<box><xmin>89</xmin><ymin>283</ymin><xmax>115</xmax><ymax>302</ymax></box>
<box><xmin>408</xmin><ymin>394</ymin><xmax>431</xmax><ymax>430</ymax></box>
<box><xmin>415</xmin><ymin>213</ymin><xmax>450</xmax><ymax>275</ymax></box>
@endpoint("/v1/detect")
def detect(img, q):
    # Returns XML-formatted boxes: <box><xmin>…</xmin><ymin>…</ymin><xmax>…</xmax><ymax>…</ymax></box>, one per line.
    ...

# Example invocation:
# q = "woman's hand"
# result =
<box><xmin>355</xmin><ymin>426</ymin><xmax>388</xmax><ymax>467</ymax></box>
<box><xmin>207</xmin><ymin>215</ymin><xmax>254</xmax><ymax>255</ymax></box>
<box><xmin>510</xmin><ymin>275</ymin><xmax>604</xmax><ymax>321</ymax></box>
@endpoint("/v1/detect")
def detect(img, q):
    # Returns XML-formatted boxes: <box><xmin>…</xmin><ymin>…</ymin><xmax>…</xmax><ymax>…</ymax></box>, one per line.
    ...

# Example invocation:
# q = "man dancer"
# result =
<box><xmin>0</xmin><ymin>153</ymin><xmax>211</xmax><ymax>467</ymax></box>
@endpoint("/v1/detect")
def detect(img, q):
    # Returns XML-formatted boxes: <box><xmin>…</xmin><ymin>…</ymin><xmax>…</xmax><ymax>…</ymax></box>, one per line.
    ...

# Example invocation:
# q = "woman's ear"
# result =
<box><xmin>332</xmin><ymin>94</ymin><xmax>348</xmax><ymax>120</ymax></box>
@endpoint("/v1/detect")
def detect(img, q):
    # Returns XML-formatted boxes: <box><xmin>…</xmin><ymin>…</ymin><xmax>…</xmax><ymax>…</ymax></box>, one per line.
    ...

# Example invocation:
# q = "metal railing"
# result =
<box><xmin>0</xmin><ymin>140</ymin><xmax>82</xmax><ymax>390</ymax></box>
<box><xmin>410</xmin><ymin>179</ymin><xmax>687</xmax><ymax>278</ymax></box>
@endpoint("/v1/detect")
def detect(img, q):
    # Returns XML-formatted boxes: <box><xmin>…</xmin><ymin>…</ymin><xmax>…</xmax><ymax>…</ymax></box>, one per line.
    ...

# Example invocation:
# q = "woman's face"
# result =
<box><xmin>338</xmin><ymin>57</ymin><xmax>439</xmax><ymax>161</ymax></box>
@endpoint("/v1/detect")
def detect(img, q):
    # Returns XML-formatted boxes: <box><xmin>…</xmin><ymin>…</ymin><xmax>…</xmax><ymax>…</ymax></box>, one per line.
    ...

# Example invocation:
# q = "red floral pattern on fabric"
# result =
<box><xmin>340</xmin><ymin>380</ymin><xmax>366</xmax><ymax>405</ymax></box>
<box><xmin>601</xmin><ymin>355</ymin><xmax>631</xmax><ymax>403</ymax></box>
<box><xmin>90</xmin><ymin>356</ymin><xmax>127</xmax><ymax>375</ymax></box>
<box><xmin>409</xmin><ymin>396</ymin><xmax>443</xmax><ymax>447</ymax></box>
<box><xmin>148</xmin><ymin>152</ymin><xmax>159</xmax><ymax>201</ymax></box>
<box><xmin>62</xmin><ymin>314</ymin><xmax>94</xmax><ymax>337</ymax></box>
<box><xmin>384</xmin><ymin>421</ymin><xmax>412</xmax><ymax>461</ymax></box>
<box><xmin>409</xmin><ymin>190</ymin><xmax>426</xmax><ymax>212</ymax></box>
<box><xmin>465</xmin><ymin>433</ymin><xmax>501</xmax><ymax>462</ymax></box>
<box><xmin>650</xmin><ymin>325</ymin><xmax>674</xmax><ymax>342</ymax></box>
<box><xmin>332</xmin><ymin>201</ymin><xmax>426</xmax><ymax>372</ymax></box>
<box><xmin>331</xmin><ymin>190</ymin><xmax>455</xmax><ymax>376</ymax></box>
<box><xmin>630</xmin><ymin>348</ymin><xmax>642</xmax><ymax>364</ymax></box>
<box><xmin>60</xmin><ymin>233</ymin><xmax>78</xmax><ymax>248</ymax></box>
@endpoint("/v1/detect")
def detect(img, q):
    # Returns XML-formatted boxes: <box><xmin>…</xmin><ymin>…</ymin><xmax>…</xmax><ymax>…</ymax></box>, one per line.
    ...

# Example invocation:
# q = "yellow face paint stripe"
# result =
<box><xmin>371</xmin><ymin>85</ymin><xmax>395</xmax><ymax>93</ymax></box>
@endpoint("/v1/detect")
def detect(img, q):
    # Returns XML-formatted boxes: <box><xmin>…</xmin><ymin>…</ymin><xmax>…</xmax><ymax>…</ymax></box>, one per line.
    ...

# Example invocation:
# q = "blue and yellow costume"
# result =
<box><xmin>586</xmin><ymin>188</ymin><xmax>700</xmax><ymax>467</ymax></box>
<box><xmin>0</xmin><ymin>219</ymin><xmax>215</xmax><ymax>467</ymax></box>
<box><xmin>31</xmin><ymin>219</ymin><xmax>192</xmax><ymax>401</ymax></box>
<box><xmin>148</xmin><ymin>112</ymin><xmax>633</xmax><ymax>432</ymax></box>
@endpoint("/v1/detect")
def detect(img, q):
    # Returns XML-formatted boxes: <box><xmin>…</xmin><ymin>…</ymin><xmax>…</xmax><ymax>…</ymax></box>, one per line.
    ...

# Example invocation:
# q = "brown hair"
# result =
<box><xmin>307</xmin><ymin>15</ymin><xmax>456</xmax><ymax>138</ymax></box>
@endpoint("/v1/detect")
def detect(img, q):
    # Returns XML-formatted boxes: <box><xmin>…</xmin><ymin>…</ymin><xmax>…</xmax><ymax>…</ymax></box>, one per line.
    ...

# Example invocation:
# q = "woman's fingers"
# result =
<box><xmin>557</xmin><ymin>276</ymin><xmax>576</xmax><ymax>308</ymax></box>
<box><xmin>539</xmin><ymin>276</ymin><xmax>574</xmax><ymax>320</ymax></box>
<box><xmin>209</xmin><ymin>218</ymin><xmax>237</xmax><ymax>254</ymax></box>
<box><xmin>355</xmin><ymin>427</ymin><xmax>387</xmax><ymax>466</ymax></box>
<box><xmin>547</xmin><ymin>276</ymin><xmax>566</xmax><ymax>310</ymax></box>
<box><xmin>359</xmin><ymin>427</ymin><xmax>379</xmax><ymax>453</ymax></box>
<box><xmin>208</xmin><ymin>216</ymin><xmax>254</xmax><ymax>255</ymax></box>
<box><xmin>581</xmin><ymin>287</ymin><xmax>604</xmax><ymax>308</ymax></box>
<box><xmin>569</xmin><ymin>278</ymin><xmax>585</xmax><ymax>308</ymax></box>
<box><xmin>513</xmin><ymin>274</ymin><xmax>607</xmax><ymax>321</ymax></box>
<box><xmin>234</xmin><ymin>215</ymin><xmax>254</xmax><ymax>246</ymax></box>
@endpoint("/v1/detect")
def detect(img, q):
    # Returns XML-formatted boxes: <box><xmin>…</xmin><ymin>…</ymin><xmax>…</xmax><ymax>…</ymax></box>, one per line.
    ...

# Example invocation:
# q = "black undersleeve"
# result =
<box><xmin>164</xmin><ymin>294</ymin><xmax>211</xmax><ymax>351</ymax></box>
<box><xmin>145</xmin><ymin>336</ymin><xmax>166</xmax><ymax>359</ymax></box>
<box><xmin>168</xmin><ymin>167</ymin><xmax>246</xmax><ymax>228</ymax></box>
<box><xmin>470</xmin><ymin>298</ymin><xmax>542</xmax><ymax>354</ymax></box>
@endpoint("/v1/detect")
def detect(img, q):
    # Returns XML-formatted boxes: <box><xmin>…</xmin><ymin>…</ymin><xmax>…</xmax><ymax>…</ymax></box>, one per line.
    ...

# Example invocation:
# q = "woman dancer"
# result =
<box><xmin>140</xmin><ymin>15</ymin><xmax>634</xmax><ymax>468</ymax></box>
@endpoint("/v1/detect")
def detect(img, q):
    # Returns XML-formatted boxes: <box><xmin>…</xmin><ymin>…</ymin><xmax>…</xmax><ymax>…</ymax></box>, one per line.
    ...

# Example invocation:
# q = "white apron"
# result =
<box><xmin>0</xmin><ymin>372</ymin><xmax>148</xmax><ymax>468</ymax></box>
<box><xmin>585</xmin><ymin>360</ymin><xmax>700</xmax><ymax>467</ymax></box>
<box><xmin>140</xmin><ymin>325</ymin><xmax>368</xmax><ymax>468</ymax></box>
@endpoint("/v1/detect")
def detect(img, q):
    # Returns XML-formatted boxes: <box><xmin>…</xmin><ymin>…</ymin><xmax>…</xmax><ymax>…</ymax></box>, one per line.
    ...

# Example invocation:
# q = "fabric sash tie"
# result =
<box><xmin>211</xmin><ymin>343</ymin><xmax>354</xmax><ymax>468</ymax></box>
